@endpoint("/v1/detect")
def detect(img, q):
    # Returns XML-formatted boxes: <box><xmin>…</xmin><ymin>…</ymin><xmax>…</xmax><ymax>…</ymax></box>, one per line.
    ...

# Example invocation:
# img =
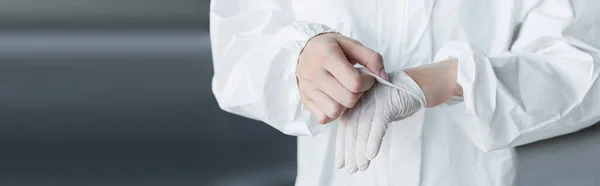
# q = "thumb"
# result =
<box><xmin>336</xmin><ymin>36</ymin><xmax>389</xmax><ymax>81</ymax></box>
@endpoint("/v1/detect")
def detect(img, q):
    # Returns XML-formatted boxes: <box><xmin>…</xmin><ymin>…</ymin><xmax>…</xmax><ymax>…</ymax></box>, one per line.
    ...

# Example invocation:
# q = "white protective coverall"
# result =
<box><xmin>210</xmin><ymin>0</ymin><xmax>600</xmax><ymax>185</ymax></box>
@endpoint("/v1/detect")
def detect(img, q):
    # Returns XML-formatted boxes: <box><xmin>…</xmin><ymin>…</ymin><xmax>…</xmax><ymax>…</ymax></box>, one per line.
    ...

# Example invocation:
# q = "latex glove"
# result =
<box><xmin>335</xmin><ymin>68</ymin><xmax>427</xmax><ymax>174</ymax></box>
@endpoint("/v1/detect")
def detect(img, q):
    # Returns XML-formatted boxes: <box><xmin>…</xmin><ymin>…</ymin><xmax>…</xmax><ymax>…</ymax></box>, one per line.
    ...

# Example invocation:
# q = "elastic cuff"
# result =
<box><xmin>271</xmin><ymin>22</ymin><xmax>336</xmax><ymax>136</ymax></box>
<box><xmin>433</xmin><ymin>41</ymin><xmax>493</xmax><ymax>114</ymax></box>
<box><xmin>433</xmin><ymin>41</ymin><xmax>500</xmax><ymax>151</ymax></box>
<box><xmin>277</xmin><ymin>22</ymin><xmax>338</xmax><ymax>53</ymax></box>
<box><xmin>271</xmin><ymin>22</ymin><xmax>336</xmax><ymax>92</ymax></box>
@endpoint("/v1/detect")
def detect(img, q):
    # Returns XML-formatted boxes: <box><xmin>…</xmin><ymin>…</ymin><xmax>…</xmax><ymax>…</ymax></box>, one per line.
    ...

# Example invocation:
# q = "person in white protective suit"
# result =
<box><xmin>210</xmin><ymin>0</ymin><xmax>600</xmax><ymax>185</ymax></box>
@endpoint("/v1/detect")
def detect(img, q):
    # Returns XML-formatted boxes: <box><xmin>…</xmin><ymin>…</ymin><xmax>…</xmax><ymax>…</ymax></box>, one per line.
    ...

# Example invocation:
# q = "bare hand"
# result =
<box><xmin>297</xmin><ymin>33</ymin><xmax>389</xmax><ymax>124</ymax></box>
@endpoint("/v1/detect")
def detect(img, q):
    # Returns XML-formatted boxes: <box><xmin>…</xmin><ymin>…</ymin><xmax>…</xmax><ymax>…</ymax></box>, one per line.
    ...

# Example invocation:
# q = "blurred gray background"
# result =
<box><xmin>0</xmin><ymin>0</ymin><xmax>598</xmax><ymax>186</ymax></box>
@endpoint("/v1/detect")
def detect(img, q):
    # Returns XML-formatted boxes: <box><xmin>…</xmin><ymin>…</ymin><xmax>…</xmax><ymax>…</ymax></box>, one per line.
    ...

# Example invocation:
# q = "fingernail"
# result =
<box><xmin>380</xmin><ymin>69</ymin><xmax>390</xmax><ymax>81</ymax></box>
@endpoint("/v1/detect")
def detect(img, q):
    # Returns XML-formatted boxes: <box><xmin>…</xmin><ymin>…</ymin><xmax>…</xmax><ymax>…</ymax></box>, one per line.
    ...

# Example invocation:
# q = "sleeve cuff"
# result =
<box><xmin>433</xmin><ymin>41</ymin><xmax>502</xmax><ymax>151</ymax></box>
<box><xmin>433</xmin><ymin>41</ymin><xmax>497</xmax><ymax>116</ymax></box>
<box><xmin>270</xmin><ymin>22</ymin><xmax>337</xmax><ymax>136</ymax></box>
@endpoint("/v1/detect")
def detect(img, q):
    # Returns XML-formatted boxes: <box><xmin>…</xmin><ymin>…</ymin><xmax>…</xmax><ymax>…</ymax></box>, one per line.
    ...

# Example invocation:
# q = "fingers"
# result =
<box><xmin>335</xmin><ymin>36</ymin><xmax>387</xmax><ymax>81</ymax></box>
<box><xmin>301</xmin><ymin>96</ymin><xmax>330</xmax><ymax>124</ymax></box>
<box><xmin>366</xmin><ymin>108</ymin><xmax>391</xmax><ymax>160</ymax></box>
<box><xmin>296</xmin><ymin>33</ymin><xmax>386</xmax><ymax>126</ymax></box>
<box><xmin>322</xmin><ymin>49</ymin><xmax>374</xmax><ymax>94</ymax></box>
<box><xmin>355</xmin><ymin>108</ymin><xmax>375</xmax><ymax>171</ymax></box>
<box><xmin>344</xmin><ymin>106</ymin><xmax>361</xmax><ymax>174</ymax></box>
<box><xmin>335</xmin><ymin>110</ymin><xmax>351</xmax><ymax>169</ymax></box>
<box><xmin>299</xmin><ymin>80</ymin><xmax>344</xmax><ymax>122</ymax></box>
<box><xmin>309</xmin><ymin>89</ymin><xmax>344</xmax><ymax>120</ymax></box>
<box><xmin>359</xmin><ymin>73</ymin><xmax>376</xmax><ymax>92</ymax></box>
<box><xmin>312</xmin><ymin>69</ymin><xmax>362</xmax><ymax>108</ymax></box>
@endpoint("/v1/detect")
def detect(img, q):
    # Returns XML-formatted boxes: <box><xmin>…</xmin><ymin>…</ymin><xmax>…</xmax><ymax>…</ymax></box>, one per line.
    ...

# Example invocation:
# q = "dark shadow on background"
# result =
<box><xmin>0</xmin><ymin>1</ymin><xmax>298</xmax><ymax>185</ymax></box>
<box><xmin>0</xmin><ymin>0</ymin><xmax>210</xmax><ymax>30</ymax></box>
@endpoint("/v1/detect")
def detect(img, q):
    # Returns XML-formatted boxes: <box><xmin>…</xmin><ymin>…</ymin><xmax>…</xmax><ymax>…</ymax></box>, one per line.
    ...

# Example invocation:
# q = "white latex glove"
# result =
<box><xmin>335</xmin><ymin>68</ymin><xmax>427</xmax><ymax>174</ymax></box>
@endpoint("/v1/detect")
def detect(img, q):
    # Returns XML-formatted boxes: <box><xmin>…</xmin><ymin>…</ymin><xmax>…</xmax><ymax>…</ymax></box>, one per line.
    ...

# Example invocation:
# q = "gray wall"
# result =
<box><xmin>0</xmin><ymin>0</ymin><xmax>209</xmax><ymax>29</ymax></box>
<box><xmin>0</xmin><ymin>1</ymin><xmax>297</xmax><ymax>185</ymax></box>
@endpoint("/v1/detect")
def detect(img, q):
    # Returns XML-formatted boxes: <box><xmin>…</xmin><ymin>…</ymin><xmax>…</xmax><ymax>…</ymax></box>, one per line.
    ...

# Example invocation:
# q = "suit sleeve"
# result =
<box><xmin>210</xmin><ymin>0</ymin><xmax>335</xmax><ymax>136</ymax></box>
<box><xmin>435</xmin><ymin>0</ymin><xmax>600</xmax><ymax>151</ymax></box>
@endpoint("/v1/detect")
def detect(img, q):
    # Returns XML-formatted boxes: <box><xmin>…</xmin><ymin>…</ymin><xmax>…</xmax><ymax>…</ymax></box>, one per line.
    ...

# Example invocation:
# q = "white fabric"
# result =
<box><xmin>210</xmin><ymin>0</ymin><xmax>600</xmax><ymax>185</ymax></box>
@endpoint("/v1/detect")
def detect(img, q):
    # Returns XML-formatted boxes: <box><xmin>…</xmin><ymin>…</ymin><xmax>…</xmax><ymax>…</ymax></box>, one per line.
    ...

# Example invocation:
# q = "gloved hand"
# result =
<box><xmin>335</xmin><ymin>68</ymin><xmax>427</xmax><ymax>174</ymax></box>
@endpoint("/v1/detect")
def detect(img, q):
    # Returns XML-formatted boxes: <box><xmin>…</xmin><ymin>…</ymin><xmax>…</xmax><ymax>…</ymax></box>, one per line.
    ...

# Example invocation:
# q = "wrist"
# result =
<box><xmin>404</xmin><ymin>58</ymin><xmax>460</xmax><ymax>107</ymax></box>
<box><xmin>447</xmin><ymin>58</ymin><xmax>462</xmax><ymax>97</ymax></box>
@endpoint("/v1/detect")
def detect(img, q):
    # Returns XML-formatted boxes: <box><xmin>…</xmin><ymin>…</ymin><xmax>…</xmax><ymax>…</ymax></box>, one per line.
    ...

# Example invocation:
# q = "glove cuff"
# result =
<box><xmin>389</xmin><ymin>71</ymin><xmax>428</xmax><ymax>109</ymax></box>
<box><xmin>356</xmin><ymin>67</ymin><xmax>427</xmax><ymax>109</ymax></box>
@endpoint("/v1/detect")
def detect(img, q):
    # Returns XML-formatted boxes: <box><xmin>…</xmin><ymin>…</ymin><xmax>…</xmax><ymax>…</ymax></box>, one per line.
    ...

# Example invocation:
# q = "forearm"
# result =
<box><xmin>430</xmin><ymin>41</ymin><xmax>599</xmax><ymax>151</ymax></box>
<box><xmin>403</xmin><ymin>41</ymin><xmax>599</xmax><ymax>151</ymax></box>
<box><xmin>404</xmin><ymin>58</ymin><xmax>461</xmax><ymax>108</ymax></box>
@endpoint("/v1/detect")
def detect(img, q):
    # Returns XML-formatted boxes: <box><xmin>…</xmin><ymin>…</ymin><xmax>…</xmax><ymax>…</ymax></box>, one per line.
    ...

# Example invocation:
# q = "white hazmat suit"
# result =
<box><xmin>210</xmin><ymin>0</ymin><xmax>600</xmax><ymax>185</ymax></box>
